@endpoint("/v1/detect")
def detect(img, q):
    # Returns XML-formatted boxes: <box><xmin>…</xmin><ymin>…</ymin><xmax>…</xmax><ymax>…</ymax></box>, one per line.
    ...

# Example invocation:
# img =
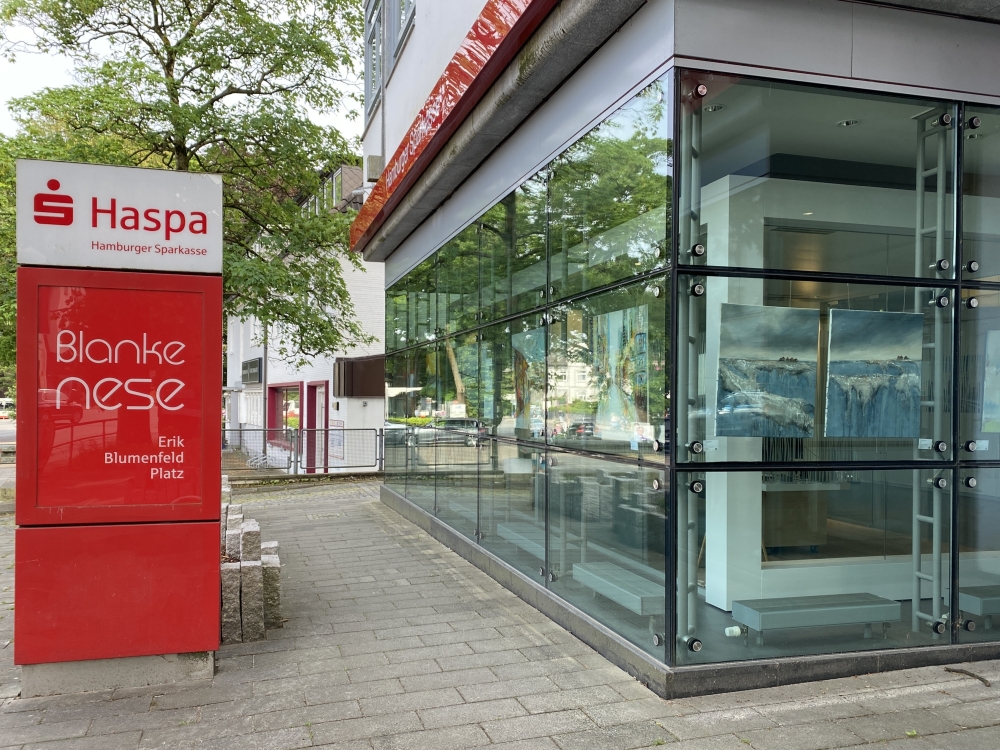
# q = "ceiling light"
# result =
<box><xmin>803</xmin><ymin>212</ymin><xmax>814</xmax><ymax>216</ymax></box>
<box><xmin>967</xmin><ymin>133</ymin><xmax>984</xmax><ymax>140</ymax></box>
<box><xmin>704</xmin><ymin>104</ymin><xmax>724</xmax><ymax>112</ymax></box>
<box><xmin>837</xmin><ymin>119</ymin><xmax>859</xmax><ymax>127</ymax></box>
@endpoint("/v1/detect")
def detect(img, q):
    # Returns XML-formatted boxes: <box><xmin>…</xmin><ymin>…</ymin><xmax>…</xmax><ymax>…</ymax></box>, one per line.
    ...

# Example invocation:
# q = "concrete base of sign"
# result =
<box><xmin>21</xmin><ymin>652</ymin><xmax>214</xmax><ymax>698</ymax></box>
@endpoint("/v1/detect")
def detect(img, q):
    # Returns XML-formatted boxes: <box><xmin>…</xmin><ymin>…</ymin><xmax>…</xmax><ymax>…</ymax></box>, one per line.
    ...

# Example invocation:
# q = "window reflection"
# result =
<box><xmin>677</xmin><ymin>275</ymin><xmax>952</xmax><ymax>463</ymax></box>
<box><xmin>549</xmin><ymin>76</ymin><xmax>671</xmax><ymax>299</ymax></box>
<box><xmin>547</xmin><ymin>278</ymin><xmax>668</xmax><ymax>462</ymax></box>
<box><xmin>962</xmin><ymin>105</ymin><xmax>1000</xmax><ymax>283</ymax></box>
<box><xmin>678</xmin><ymin>71</ymin><xmax>956</xmax><ymax>279</ymax></box>
<box><xmin>677</xmin><ymin>469</ymin><xmax>952</xmax><ymax>664</ymax></box>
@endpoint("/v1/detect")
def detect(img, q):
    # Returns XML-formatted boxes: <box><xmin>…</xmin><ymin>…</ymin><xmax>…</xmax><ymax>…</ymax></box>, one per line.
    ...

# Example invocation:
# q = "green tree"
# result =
<box><xmin>0</xmin><ymin>0</ymin><xmax>370</xmax><ymax>366</ymax></box>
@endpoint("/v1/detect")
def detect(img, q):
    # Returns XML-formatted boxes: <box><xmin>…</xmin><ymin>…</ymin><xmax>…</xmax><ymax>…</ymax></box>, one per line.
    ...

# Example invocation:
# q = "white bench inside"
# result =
<box><xmin>959</xmin><ymin>585</ymin><xmax>1000</xmax><ymax>629</ymax></box>
<box><xmin>497</xmin><ymin>523</ymin><xmax>577</xmax><ymax>560</ymax></box>
<box><xmin>572</xmin><ymin>561</ymin><xmax>665</xmax><ymax>616</ymax></box>
<box><xmin>731</xmin><ymin>593</ymin><xmax>901</xmax><ymax>645</ymax></box>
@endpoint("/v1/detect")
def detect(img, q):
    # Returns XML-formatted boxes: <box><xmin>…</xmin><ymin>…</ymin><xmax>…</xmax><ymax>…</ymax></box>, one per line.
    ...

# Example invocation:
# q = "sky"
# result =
<box><xmin>828</xmin><ymin>309</ymin><xmax>924</xmax><ymax>362</ymax></box>
<box><xmin>0</xmin><ymin>49</ymin><xmax>76</xmax><ymax>135</ymax></box>
<box><xmin>0</xmin><ymin>29</ymin><xmax>364</xmax><ymax>143</ymax></box>
<box><xmin>720</xmin><ymin>303</ymin><xmax>820</xmax><ymax>361</ymax></box>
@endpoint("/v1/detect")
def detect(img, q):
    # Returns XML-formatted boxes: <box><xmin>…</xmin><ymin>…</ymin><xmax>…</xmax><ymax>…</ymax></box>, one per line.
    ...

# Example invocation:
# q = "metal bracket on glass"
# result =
<box><xmin>681</xmin><ymin>635</ymin><xmax>702</xmax><ymax>652</ymax></box>
<box><xmin>690</xmin><ymin>243</ymin><xmax>706</xmax><ymax>257</ymax></box>
<box><xmin>969</xmin><ymin>116</ymin><xmax>982</xmax><ymax>129</ymax></box>
<box><xmin>690</xmin><ymin>283</ymin><xmax>706</xmax><ymax>297</ymax></box>
<box><xmin>966</xmin><ymin>477</ymin><xmax>978</xmax><ymax>488</ymax></box>
<box><xmin>688</xmin><ymin>441</ymin><xmax>704</xmax><ymax>455</ymax></box>
<box><xmin>689</xmin><ymin>480</ymin><xmax>705</xmax><ymax>494</ymax></box>
<box><xmin>934</xmin><ymin>441</ymin><xmax>948</xmax><ymax>453</ymax></box>
<box><xmin>965</xmin><ymin>441</ymin><xmax>978</xmax><ymax>453</ymax></box>
<box><xmin>967</xmin><ymin>260</ymin><xmax>980</xmax><ymax>273</ymax></box>
<box><xmin>967</xmin><ymin>298</ymin><xmax>979</xmax><ymax>309</ymax></box>
<box><xmin>931</xmin><ymin>259</ymin><xmax>950</xmax><ymax>271</ymax></box>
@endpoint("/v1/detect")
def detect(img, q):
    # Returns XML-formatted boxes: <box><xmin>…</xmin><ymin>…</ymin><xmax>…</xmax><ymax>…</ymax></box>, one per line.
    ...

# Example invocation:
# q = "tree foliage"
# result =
<box><xmin>0</xmin><ymin>0</ymin><xmax>371</xmax><ymax>365</ymax></box>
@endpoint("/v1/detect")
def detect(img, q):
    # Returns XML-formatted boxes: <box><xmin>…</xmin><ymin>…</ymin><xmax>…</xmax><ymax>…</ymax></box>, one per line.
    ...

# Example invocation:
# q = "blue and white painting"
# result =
<box><xmin>717</xmin><ymin>304</ymin><xmax>819</xmax><ymax>438</ymax></box>
<box><xmin>981</xmin><ymin>330</ymin><xmax>1000</xmax><ymax>433</ymax></box>
<box><xmin>824</xmin><ymin>309</ymin><xmax>923</xmax><ymax>438</ymax></box>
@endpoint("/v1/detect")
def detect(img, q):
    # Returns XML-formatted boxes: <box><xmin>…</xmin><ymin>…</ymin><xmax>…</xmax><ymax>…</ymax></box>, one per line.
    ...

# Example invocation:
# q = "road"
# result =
<box><xmin>0</xmin><ymin>422</ymin><xmax>14</xmax><ymax>443</ymax></box>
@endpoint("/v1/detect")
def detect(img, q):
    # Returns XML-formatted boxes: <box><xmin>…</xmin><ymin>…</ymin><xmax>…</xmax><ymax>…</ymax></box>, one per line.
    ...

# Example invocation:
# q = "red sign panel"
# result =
<box><xmin>15</xmin><ymin>522</ymin><xmax>221</xmax><ymax>664</ymax></box>
<box><xmin>17</xmin><ymin>266</ymin><xmax>222</xmax><ymax>525</ymax></box>
<box><xmin>350</xmin><ymin>0</ymin><xmax>558</xmax><ymax>254</ymax></box>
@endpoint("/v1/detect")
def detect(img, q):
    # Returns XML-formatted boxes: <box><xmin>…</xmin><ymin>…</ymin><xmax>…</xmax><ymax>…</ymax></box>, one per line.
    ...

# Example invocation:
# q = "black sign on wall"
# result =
<box><xmin>241</xmin><ymin>358</ymin><xmax>262</xmax><ymax>384</ymax></box>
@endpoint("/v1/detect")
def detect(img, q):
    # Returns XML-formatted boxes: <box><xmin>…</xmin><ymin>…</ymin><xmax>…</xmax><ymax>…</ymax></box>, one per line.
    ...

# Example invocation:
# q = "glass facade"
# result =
<box><xmin>384</xmin><ymin>68</ymin><xmax>1000</xmax><ymax>669</ymax></box>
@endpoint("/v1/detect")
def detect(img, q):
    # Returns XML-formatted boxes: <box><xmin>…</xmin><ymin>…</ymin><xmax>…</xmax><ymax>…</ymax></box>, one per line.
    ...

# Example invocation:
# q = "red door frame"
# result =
<box><xmin>304</xmin><ymin>380</ymin><xmax>329</xmax><ymax>473</ymax></box>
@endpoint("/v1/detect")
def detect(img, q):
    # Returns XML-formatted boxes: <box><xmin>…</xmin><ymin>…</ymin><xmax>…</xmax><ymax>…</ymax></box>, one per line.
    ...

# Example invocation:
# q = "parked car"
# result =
<box><xmin>566</xmin><ymin>421</ymin><xmax>595</xmax><ymax>438</ymax></box>
<box><xmin>415</xmin><ymin>418</ymin><xmax>485</xmax><ymax>446</ymax></box>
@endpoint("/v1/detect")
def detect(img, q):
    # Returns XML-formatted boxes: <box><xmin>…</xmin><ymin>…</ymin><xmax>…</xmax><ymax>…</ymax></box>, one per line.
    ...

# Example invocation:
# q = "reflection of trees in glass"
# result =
<box><xmin>437</xmin><ymin>226</ymin><xmax>481</xmax><ymax>334</ymax></box>
<box><xmin>549</xmin><ymin>80</ymin><xmax>671</xmax><ymax>294</ymax></box>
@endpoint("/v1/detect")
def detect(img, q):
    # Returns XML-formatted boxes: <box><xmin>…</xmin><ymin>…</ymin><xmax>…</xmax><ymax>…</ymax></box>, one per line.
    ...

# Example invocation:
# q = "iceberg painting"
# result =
<box><xmin>981</xmin><ymin>330</ymin><xmax>1000</xmax><ymax>433</ymax></box>
<box><xmin>716</xmin><ymin>304</ymin><xmax>819</xmax><ymax>438</ymax></box>
<box><xmin>824</xmin><ymin>309</ymin><xmax>923</xmax><ymax>438</ymax></box>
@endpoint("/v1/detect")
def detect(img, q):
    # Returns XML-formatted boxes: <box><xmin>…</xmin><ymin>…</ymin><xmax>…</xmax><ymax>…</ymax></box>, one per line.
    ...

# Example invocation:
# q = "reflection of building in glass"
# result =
<box><xmin>363</xmin><ymin>0</ymin><xmax>1000</xmax><ymax>696</ymax></box>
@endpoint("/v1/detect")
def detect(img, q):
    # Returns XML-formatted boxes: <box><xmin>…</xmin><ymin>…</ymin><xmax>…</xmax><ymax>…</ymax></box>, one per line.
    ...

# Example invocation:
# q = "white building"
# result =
<box><xmin>224</xmin><ymin>166</ymin><xmax>386</xmax><ymax>456</ymax></box>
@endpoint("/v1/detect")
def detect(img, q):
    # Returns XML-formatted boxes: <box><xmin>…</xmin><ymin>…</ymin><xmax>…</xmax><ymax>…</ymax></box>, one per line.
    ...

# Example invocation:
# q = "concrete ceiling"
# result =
<box><xmin>862</xmin><ymin>0</ymin><xmax>1000</xmax><ymax>22</ymax></box>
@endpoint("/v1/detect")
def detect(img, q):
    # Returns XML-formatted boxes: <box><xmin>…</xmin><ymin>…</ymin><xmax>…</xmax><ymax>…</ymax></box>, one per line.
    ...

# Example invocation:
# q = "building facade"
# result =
<box><xmin>358</xmin><ymin>0</ymin><xmax>1000</xmax><ymax>695</ymax></box>
<box><xmin>226</xmin><ymin>166</ymin><xmax>385</xmax><ymax>472</ymax></box>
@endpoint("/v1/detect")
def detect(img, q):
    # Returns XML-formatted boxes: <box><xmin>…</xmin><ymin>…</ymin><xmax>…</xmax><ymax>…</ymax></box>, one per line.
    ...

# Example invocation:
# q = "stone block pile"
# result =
<box><xmin>220</xmin><ymin>477</ymin><xmax>282</xmax><ymax>644</ymax></box>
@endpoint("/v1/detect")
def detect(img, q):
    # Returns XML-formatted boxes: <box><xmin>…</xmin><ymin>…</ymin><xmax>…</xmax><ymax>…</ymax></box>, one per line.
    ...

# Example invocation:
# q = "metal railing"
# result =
<box><xmin>221</xmin><ymin>428</ymin><xmax>383</xmax><ymax>474</ymax></box>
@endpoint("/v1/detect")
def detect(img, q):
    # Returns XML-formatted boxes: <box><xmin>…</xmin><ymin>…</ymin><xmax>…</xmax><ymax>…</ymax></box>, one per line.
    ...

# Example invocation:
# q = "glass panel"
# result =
<box><xmin>547</xmin><ymin>277</ymin><xmax>668</xmax><ymax>463</ymax></box>
<box><xmin>279</xmin><ymin>387</ymin><xmax>300</xmax><ymax>430</ymax></box>
<box><xmin>479</xmin><ymin>439</ymin><xmax>547</xmax><ymax>579</ymax></box>
<box><xmin>406</xmin><ymin>344</ymin><xmax>437</xmax><ymax>512</ymax></box>
<box><xmin>480</xmin><ymin>198</ymin><xmax>514</xmax><ymax>323</ymax></box>
<box><xmin>677</xmin><ymin>274</ymin><xmax>953</xmax><ymax>463</ymax></box>
<box><xmin>384</xmin><ymin>352</ymin><xmax>408</xmax><ymax>495</ymax></box>
<box><xmin>677</xmin><ymin>71</ymin><xmax>956</xmax><ymax>279</ymax></box>
<box><xmin>479</xmin><ymin>177</ymin><xmax>548</xmax><ymax>322</ymax></box>
<box><xmin>960</xmin><ymin>288</ymin><xmax>1000</xmax><ymax>460</ymax></box>
<box><xmin>545</xmin><ymin>453</ymin><xmax>666</xmax><ymax>661</ymax></box>
<box><xmin>386</xmin><ymin>283</ymin><xmax>407</xmax><ymax>352</ymax></box>
<box><xmin>676</xmin><ymin>468</ymin><xmax>952</xmax><ymax>665</ymax></box>
<box><xmin>434</xmin><ymin>332</ymin><xmax>482</xmax><ymax>538</ymax></box>
<box><xmin>957</xmin><ymin>467</ymin><xmax>1000</xmax><ymax>642</ymax></box>
<box><xmin>434</xmin><ymin>437</ymin><xmax>483</xmax><ymax>540</ymax></box>
<box><xmin>548</xmin><ymin>75</ymin><xmax>672</xmax><ymax>300</ymax></box>
<box><xmin>962</xmin><ymin>105</ymin><xmax>1000</xmax><ymax>282</ymax></box>
<box><xmin>405</xmin><ymin>256</ymin><xmax>437</xmax><ymax>345</ymax></box>
<box><xmin>437</xmin><ymin>225</ymin><xmax>481</xmax><ymax>334</ymax></box>
<box><xmin>479</xmin><ymin>315</ymin><xmax>547</xmax><ymax>443</ymax></box>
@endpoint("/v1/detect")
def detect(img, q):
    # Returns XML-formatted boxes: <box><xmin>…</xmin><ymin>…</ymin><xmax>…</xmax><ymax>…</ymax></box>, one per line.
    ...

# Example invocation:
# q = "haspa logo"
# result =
<box><xmin>34</xmin><ymin>179</ymin><xmax>73</xmax><ymax>226</ymax></box>
<box><xmin>32</xmin><ymin>177</ymin><xmax>210</xmax><ymax>240</ymax></box>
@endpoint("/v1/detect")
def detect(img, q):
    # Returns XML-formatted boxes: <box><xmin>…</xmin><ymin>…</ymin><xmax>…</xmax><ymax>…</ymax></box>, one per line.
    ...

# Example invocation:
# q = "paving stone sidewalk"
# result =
<box><xmin>3</xmin><ymin>480</ymin><xmax>1000</xmax><ymax>749</ymax></box>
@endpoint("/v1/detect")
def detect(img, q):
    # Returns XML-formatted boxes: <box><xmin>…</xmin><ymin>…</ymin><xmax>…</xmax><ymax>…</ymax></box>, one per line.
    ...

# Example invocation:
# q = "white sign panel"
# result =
<box><xmin>16</xmin><ymin>159</ymin><xmax>223</xmax><ymax>273</ymax></box>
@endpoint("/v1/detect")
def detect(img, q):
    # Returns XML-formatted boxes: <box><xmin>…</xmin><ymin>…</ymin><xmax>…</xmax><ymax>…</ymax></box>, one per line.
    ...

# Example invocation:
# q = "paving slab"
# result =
<box><xmin>3</xmin><ymin>483</ymin><xmax>1000</xmax><ymax>750</ymax></box>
